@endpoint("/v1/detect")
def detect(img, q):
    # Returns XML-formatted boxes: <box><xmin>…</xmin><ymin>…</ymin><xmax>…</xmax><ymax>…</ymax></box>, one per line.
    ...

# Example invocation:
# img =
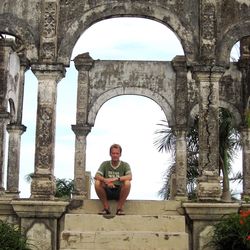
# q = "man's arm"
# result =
<box><xmin>117</xmin><ymin>174</ymin><xmax>132</xmax><ymax>182</ymax></box>
<box><xmin>95</xmin><ymin>174</ymin><xmax>118</xmax><ymax>187</ymax></box>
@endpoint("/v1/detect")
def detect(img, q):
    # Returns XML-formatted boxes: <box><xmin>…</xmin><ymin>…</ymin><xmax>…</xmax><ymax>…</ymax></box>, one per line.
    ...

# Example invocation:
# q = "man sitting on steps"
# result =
<box><xmin>94</xmin><ymin>144</ymin><xmax>132</xmax><ymax>215</ymax></box>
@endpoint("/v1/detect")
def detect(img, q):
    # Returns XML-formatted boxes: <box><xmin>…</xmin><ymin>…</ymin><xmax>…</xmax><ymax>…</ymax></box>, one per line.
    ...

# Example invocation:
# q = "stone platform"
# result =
<box><xmin>60</xmin><ymin>200</ymin><xmax>189</xmax><ymax>250</ymax></box>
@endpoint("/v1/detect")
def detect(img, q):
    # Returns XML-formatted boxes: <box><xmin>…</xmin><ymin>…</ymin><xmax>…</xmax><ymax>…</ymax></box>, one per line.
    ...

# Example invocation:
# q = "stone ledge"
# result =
<box><xmin>183</xmin><ymin>202</ymin><xmax>240</xmax><ymax>220</ymax></box>
<box><xmin>11</xmin><ymin>199</ymin><xmax>69</xmax><ymax>218</ymax></box>
<box><xmin>69</xmin><ymin>199</ymin><xmax>184</xmax><ymax>215</ymax></box>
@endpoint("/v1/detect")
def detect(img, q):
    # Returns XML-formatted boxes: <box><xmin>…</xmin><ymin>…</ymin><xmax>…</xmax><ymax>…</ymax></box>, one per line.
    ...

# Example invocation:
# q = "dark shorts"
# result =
<box><xmin>105</xmin><ymin>185</ymin><xmax>121</xmax><ymax>200</ymax></box>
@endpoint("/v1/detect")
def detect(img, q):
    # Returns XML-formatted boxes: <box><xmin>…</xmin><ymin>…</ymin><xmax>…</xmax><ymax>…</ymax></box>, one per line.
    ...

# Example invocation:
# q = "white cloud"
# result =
<box><xmin>72</xmin><ymin>17</ymin><xmax>183</xmax><ymax>61</ymax></box>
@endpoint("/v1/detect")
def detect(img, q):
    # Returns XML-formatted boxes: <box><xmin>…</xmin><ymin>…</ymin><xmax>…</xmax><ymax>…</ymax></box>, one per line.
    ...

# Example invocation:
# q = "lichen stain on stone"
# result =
<box><xmin>123</xmin><ymin>236</ymin><xmax>130</xmax><ymax>241</ymax></box>
<box><xmin>62</xmin><ymin>232</ymin><xmax>70</xmax><ymax>241</ymax></box>
<box><xmin>164</xmin><ymin>234</ymin><xmax>169</xmax><ymax>240</ymax></box>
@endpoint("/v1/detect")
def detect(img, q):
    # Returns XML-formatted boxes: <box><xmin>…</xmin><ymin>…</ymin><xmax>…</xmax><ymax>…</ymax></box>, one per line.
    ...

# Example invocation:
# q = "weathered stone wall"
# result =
<box><xmin>0</xmin><ymin>1</ymin><xmax>250</xmax><ymax>249</ymax></box>
<box><xmin>0</xmin><ymin>0</ymin><xmax>249</xmax><ymax>66</ymax></box>
<box><xmin>87</xmin><ymin>60</ymin><xmax>176</xmax><ymax>126</ymax></box>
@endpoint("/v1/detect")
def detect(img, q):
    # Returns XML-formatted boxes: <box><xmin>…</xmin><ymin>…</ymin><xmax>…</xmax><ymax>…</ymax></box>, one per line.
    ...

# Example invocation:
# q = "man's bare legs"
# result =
<box><xmin>95</xmin><ymin>180</ymin><xmax>131</xmax><ymax>213</ymax></box>
<box><xmin>117</xmin><ymin>180</ymin><xmax>131</xmax><ymax>211</ymax></box>
<box><xmin>95</xmin><ymin>180</ymin><xmax>110</xmax><ymax>210</ymax></box>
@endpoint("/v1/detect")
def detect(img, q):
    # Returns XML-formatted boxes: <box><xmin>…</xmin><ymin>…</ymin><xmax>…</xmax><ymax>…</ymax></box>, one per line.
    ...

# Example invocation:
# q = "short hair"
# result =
<box><xmin>109</xmin><ymin>144</ymin><xmax>122</xmax><ymax>154</ymax></box>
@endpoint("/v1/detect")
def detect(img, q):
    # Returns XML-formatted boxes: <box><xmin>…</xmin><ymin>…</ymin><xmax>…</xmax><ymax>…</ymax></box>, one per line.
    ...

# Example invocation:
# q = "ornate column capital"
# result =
<box><xmin>74</xmin><ymin>53</ymin><xmax>94</xmax><ymax>71</ymax></box>
<box><xmin>71</xmin><ymin>124</ymin><xmax>92</xmax><ymax>136</ymax></box>
<box><xmin>172</xmin><ymin>56</ymin><xmax>187</xmax><ymax>71</ymax></box>
<box><xmin>31</xmin><ymin>63</ymin><xmax>65</xmax><ymax>82</ymax></box>
<box><xmin>6</xmin><ymin>124</ymin><xmax>26</xmax><ymax>135</ymax></box>
<box><xmin>192</xmin><ymin>65</ymin><xmax>226</xmax><ymax>82</ymax></box>
<box><xmin>0</xmin><ymin>112</ymin><xmax>10</xmax><ymax>120</ymax></box>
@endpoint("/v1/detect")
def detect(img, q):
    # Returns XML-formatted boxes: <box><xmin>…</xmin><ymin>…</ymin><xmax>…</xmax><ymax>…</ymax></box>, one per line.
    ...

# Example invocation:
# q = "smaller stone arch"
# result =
<box><xmin>189</xmin><ymin>101</ymin><xmax>242</xmax><ymax>131</ymax></box>
<box><xmin>0</xmin><ymin>14</ymin><xmax>38</xmax><ymax>61</ymax></box>
<box><xmin>88</xmin><ymin>87</ymin><xmax>174</xmax><ymax>127</ymax></box>
<box><xmin>219</xmin><ymin>100</ymin><xmax>242</xmax><ymax>126</ymax></box>
<box><xmin>216</xmin><ymin>20</ymin><xmax>250</xmax><ymax>66</ymax></box>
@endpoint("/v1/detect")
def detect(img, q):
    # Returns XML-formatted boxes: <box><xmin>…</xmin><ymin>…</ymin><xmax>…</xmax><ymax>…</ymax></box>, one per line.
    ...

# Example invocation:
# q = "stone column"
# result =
<box><xmin>241</xmin><ymin>128</ymin><xmax>250</xmax><ymax>198</ymax></box>
<box><xmin>6</xmin><ymin>124</ymin><xmax>26</xmax><ymax>198</ymax></box>
<box><xmin>0</xmin><ymin>112</ymin><xmax>9</xmax><ymax>192</ymax></box>
<box><xmin>238</xmin><ymin>37</ymin><xmax>250</xmax><ymax>199</ymax></box>
<box><xmin>194</xmin><ymin>66</ymin><xmax>224</xmax><ymax>201</ymax></box>
<box><xmin>31</xmin><ymin>64</ymin><xmax>65</xmax><ymax>200</ymax></box>
<box><xmin>174</xmin><ymin>128</ymin><xmax>188</xmax><ymax>200</ymax></box>
<box><xmin>5</xmin><ymin>55</ymin><xmax>28</xmax><ymax>198</ymax></box>
<box><xmin>71</xmin><ymin>125</ymin><xmax>91</xmax><ymax>199</ymax></box>
<box><xmin>72</xmin><ymin>53</ymin><xmax>94</xmax><ymax>199</ymax></box>
<box><xmin>172</xmin><ymin>56</ymin><xmax>188</xmax><ymax>200</ymax></box>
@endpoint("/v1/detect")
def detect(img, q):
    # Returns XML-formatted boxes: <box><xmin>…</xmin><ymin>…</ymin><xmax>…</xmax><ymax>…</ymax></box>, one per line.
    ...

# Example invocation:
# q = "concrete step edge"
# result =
<box><xmin>61</xmin><ymin>230</ymin><xmax>188</xmax><ymax>235</ymax></box>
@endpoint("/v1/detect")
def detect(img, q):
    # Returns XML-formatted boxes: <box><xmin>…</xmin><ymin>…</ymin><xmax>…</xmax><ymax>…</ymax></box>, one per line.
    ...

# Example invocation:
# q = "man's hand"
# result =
<box><xmin>104</xmin><ymin>177</ymin><xmax>117</xmax><ymax>188</ymax></box>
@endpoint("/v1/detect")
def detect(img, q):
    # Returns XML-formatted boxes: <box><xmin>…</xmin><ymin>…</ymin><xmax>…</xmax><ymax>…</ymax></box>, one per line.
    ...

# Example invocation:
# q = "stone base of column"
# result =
<box><xmin>31</xmin><ymin>174</ymin><xmax>56</xmax><ymax>200</ymax></box>
<box><xmin>5</xmin><ymin>191</ymin><xmax>20</xmax><ymax>199</ymax></box>
<box><xmin>241</xmin><ymin>191</ymin><xmax>250</xmax><ymax>202</ymax></box>
<box><xmin>71</xmin><ymin>191</ymin><xmax>87</xmax><ymax>200</ymax></box>
<box><xmin>197</xmin><ymin>171</ymin><xmax>222</xmax><ymax>201</ymax></box>
<box><xmin>170</xmin><ymin>174</ymin><xmax>188</xmax><ymax>201</ymax></box>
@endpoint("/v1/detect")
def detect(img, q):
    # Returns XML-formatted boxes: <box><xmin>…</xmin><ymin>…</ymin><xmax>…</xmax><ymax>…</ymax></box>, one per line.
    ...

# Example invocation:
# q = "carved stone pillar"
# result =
<box><xmin>72</xmin><ymin>53</ymin><xmax>94</xmax><ymax>199</ymax></box>
<box><xmin>40</xmin><ymin>0</ymin><xmax>59</xmax><ymax>63</ymax></box>
<box><xmin>5</xmin><ymin>55</ymin><xmax>28</xmax><ymax>198</ymax></box>
<box><xmin>194</xmin><ymin>66</ymin><xmax>225</xmax><ymax>201</ymax></box>
<box><xmin>31</xmin><ymin>64</ymin><xmax>65</xmax><ymax>200</ymax></box>
<box><xmin>172</xmin><ymin>56</ymin><xmax>188</xmax><ymax>200</ymax></box>
<box><xmin>6</xmin><ymin>124</ymin><xmax>26</xmax><ymax>198</ymax></box>
<box><xmin>71</xmin><ymin>125</ymin><xmax>91</xmax><ymax>199</ymax></box>
<box><xmin>175</xmin><ymin>128</ymin><xmax>188</xmax><ymax>200</ymax></box>
<box><xmin>241</xmin><ymin>128</ymin><xmax>250</xmax><ymax>197</ymax></box>
<box><xmin>0</xmin><ymin>112</ymin><xmax>9</xmax><ymax>192</ymax></box>
<box><xmin>238</xmin><ymin>37</ymin><xmax>250</xmax><ymax>198</ymax></box>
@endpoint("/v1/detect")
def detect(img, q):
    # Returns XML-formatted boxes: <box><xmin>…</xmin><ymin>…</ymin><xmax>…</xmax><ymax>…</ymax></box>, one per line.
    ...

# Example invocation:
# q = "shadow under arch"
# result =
<box><xmin>189</xmin><ymin>101</ymin><xmax>242</xmax><ymax>126</ymax></box>
<box><xmin>58</xmin><ymin>4</ymin><xmax>197</xmax><ymax>65</ymax></box>
<box><xmin>216</xmin><ymin>20</ymin><xmax>250</xmax><ymax>66</ymax></box>
<box><xmin>0</xmin><ymin>14</ymin><xmax>38</xmax><ymax>61</ymax></box>
<box><xmin>88</xmin><ymin>87</ymin><xmax>174</xmax><ymax>128</ymax></box>
<box><xmin>8</xmin><ymin>98</ymin><xmax>15</xmax><ymax>123</ymax></box>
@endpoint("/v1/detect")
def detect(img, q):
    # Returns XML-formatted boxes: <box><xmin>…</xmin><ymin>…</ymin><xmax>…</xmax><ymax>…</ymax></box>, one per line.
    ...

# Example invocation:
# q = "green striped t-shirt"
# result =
<box><xmin>96</xmin><ymin>161</ymin><xmax>131</xmax><ymax>186</ymax></box>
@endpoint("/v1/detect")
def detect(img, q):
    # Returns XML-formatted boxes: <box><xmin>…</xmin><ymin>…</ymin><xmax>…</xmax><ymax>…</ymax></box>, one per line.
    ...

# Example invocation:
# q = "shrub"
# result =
<box><xmin>0</xmin><ymin>220</ymin><xmax>31</xmax><ymax>250</ymax></box>
<box><xmin>211</xmin><ymin>210</ymin><xmax>250</xmax><ymax>250</ymax></box>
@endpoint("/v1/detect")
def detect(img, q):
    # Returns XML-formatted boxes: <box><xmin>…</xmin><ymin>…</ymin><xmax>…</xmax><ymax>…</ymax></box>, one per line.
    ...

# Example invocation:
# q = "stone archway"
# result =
<box><xmin>58</xmin><ymin>3</ymin><xmax>197</xmax><ymax>65</ymax></box>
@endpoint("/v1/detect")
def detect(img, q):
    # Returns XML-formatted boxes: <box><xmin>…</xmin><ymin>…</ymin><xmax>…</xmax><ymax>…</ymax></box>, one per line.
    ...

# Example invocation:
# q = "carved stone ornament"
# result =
<box><xmin>43</xmin><ymin>2</ymin><xmax>57</xmax><ymax>38</ymax></box>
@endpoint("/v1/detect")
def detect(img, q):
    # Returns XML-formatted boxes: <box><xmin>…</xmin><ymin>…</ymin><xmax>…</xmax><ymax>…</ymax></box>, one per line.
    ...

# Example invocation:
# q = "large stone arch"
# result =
<box><xmin>0</xmin><ymin>13</ymin><xmax>38</xmax><ymax>61</ymax></box>
<box><xmin>216</xmin><ymin>20</ymin><xmax>250</xmax><ymax>66</ymax></box>
<box><xmin>58</xmin><ymin>3</ymin><xmax>197</xmax><ymax>65</ymax></box>
<box><xmin>88</xmin><ymin>87</ymin><xmax>174</xmax><ymax>128</ymax></box>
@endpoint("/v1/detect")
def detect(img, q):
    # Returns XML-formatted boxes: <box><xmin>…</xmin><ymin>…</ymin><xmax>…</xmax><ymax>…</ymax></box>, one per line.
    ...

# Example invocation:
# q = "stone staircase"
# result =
<box><xmin>59</xmin><ymin>200</ymin><xmax>189</xmax><ymax>250</ymax></box>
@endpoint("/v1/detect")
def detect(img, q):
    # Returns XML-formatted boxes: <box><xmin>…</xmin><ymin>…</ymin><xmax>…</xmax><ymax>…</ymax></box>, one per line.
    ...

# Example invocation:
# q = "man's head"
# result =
<box><xmin>109</xmin><ymin>144</ymin><xmax>122</xmax><ymax>162</ymax></box>
<box><xmin>109</xmin><ymin>144</ymin><xmax>122</xmax><ymax>154</ymax></box>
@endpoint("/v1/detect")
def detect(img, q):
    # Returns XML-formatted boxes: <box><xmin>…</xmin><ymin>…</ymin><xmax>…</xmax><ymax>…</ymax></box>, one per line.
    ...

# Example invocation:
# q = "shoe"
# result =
<box><xmin>116</xmin><ymin>208</ymin><xmax>125</xmax><ymax>215</ymax></box>
<box><xmin>98</xmin><ymin>208</ymin><xmax>111</xmax><ymax>215</ymax></box>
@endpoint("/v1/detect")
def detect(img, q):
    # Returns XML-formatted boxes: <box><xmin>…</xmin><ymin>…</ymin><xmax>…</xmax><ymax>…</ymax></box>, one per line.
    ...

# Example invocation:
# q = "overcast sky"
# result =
<box><xmin>19</xmin><ymin>17</ymin><xmax>241</xmax><ymax>200</ymax></box>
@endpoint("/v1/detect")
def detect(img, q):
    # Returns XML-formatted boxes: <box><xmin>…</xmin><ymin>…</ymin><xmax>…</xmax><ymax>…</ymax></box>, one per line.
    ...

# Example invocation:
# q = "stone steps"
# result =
<box><xmin>59</xmin><ymin>200</ymin><xmax>189</xmax><ymax>250</ymax></box>
<box><xmin>68</xmin><ymin>199</ymin><xmax>185</xmax><ymax>215</ymax></box>
<box><xmin>63</xmin><ymin>214</ymin><xmax>185</xmax><ymax>232</ymax></box>
<box><xmin>60</xmin><ymin>230</ymin><xmax>188</xmax><ymax>250</ymax></box>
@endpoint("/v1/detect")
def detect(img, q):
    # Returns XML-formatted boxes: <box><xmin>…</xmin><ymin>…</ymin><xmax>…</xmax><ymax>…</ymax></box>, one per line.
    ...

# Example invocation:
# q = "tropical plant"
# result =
<box><xmin>210</xmin><ymin>209</ymin><xmax>250</xmax><ymax>250</ymax></box>
<box><xmin>155</xmin><ymin>108</ymin><xmax>241</xmax><ymax>200</ymax></box>
<box><xmin>0</xmin><ymin>220</ymin><xmax>31</xmax><ymax>250</ymax></box>
<box><xmin>55</xmin><ymin>178</ymin><xmax>74</xmax><ymax>199</ymax></box>
<box><xmin>155</xmin><ymin>116</ymin><xmax>199</xmax><ymax>199</ymax></box>
<box><xmin>219</xmin><ymin>108</ymin><xmax>241</xmax><ymax>201</ymax></box>
<box><xmin>25</xmin><ymin>174</ymin><xmax>74</xmax><ymax>199</ymax></box>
